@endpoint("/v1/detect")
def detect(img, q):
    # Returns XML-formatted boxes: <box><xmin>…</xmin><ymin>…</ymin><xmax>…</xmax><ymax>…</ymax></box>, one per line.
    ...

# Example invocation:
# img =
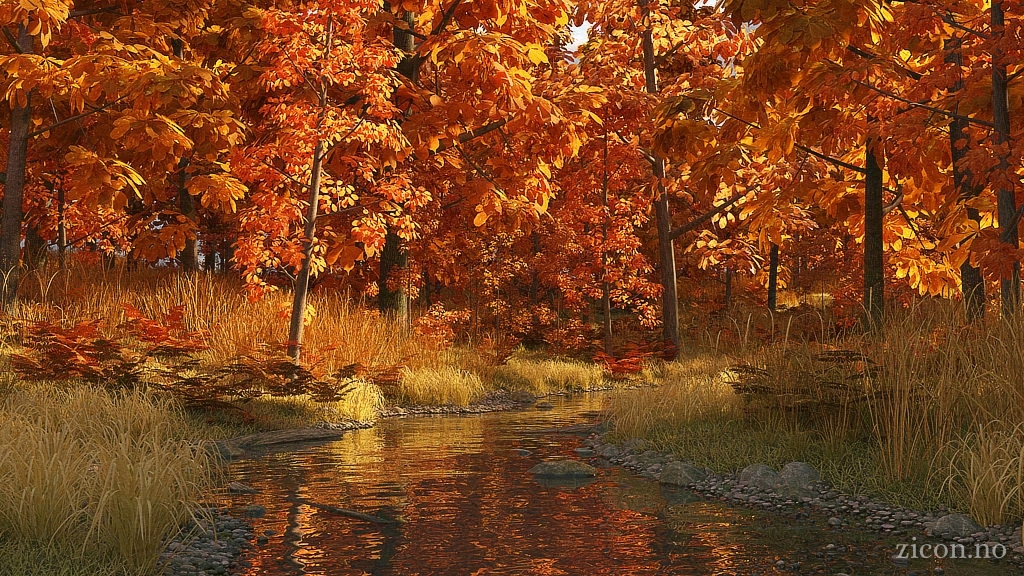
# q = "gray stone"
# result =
<box><xmin>241</xmin><ymin>504</ymin><xmax>267</xmax><ymax>518</ymax></box>
<box><xmin>779</xmin><ymin>462</ymin><xmax>819</xmax><ymax>488</ymax></box>
<box><xmin>738</xmin><ymin>463</ymin><xmax>779</xmax><ymax>490</ymax></box>
<box><xmin>596</xmin><ymin>444</ymin><xmax>621</xmax><ymax>459</ymax></box>
<box><xmin>932</xmin><ymin>513</ymin><xmax>982</xmax><ymax>538</ymax></box>
<box><xmin>529</xmin><ymin>459</ymin><xmax>597</xmax><ymax>478</ymax></box>
<box><xmin>226</xmin><ymin>481</ymin><xmax>259</xmax><ymax>495</ymax></box>
<box><xmin>574</xmin><ymin>447</ymin><xmax>596</xmax><ymax>457</ymax></box>
<box><xmin>659</xmin><ymin>461</ymin><xmax>707</xmax><ymax>486</ymax></box>
<box><xmin>513</xmin><ymin>448</ymin><xmax>533</xmax><ymax>456</ymax></box>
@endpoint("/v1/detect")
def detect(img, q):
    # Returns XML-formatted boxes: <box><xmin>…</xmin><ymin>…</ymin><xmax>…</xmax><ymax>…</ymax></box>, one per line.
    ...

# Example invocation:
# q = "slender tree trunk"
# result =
<box><xmin>378</xmin><ymin>8</ymin><xmax>418</xmax><ymax>323</ymax></box>
<box><xmin>601</xmin><ymin>125</ymin><xmax>613</xmax><ymax>356</ymax></box>
<box><xmin>640</xmin><ymin>2</ymin><xmax>680</xmax><ymax>356</ymax></box>
<box><xmin>171</xmin><ymin>38</ymin><xmax>200</xmax><ymax>272</ymax></box>
<box><xmin>287</xmin><ymin>140</ymin><xmax>326</xmax><ymax>362</ymax></box>
<box><xmin>993</xmin><ymin>0</ymin><xmax>1019</xmax><ymax>317</ymax></box>
<box><xmin>723</xmin><ymin>268</ymin><xmax>734</xmax><ymax>311</ymax></box>
<box><xmin>945</xmin><ymin>39</ymin><xmax>985</xmax><ymax>321</ymax></box>
<box><xmin>0</xmin><ymin>26</ymin><xmax>33</xmax><ymax>303</ymax></box>
<box><xmin>864</xmin><ymin>137</ymin><xmax>885</xmax><ymax>329</ymax></box>
<box><xmin>378</xmin><ymin>229</ymin><xmax>408</xmax><ymax>322</ymax></box>
<box><xmin>24</xmin><ymin>224</ymin><xmax>45</xmax><ymax>270</ymax></box>
<box><xmin>767</xmin><ymin>243</ymin><xmax>779</xmax><ymax>311</ymax></box>
<box><xmin>56</xmin><ymin>183</ymin><xmax>67</xmax><ymax>266</ymax></box>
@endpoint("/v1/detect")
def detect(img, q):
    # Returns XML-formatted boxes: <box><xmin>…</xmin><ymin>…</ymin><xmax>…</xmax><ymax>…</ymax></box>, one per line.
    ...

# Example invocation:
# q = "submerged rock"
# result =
<box><xmin>227</xmin><ymin>481</ymin><xmax>259</xmax><ymax>495</ymax></box>
<box><xmin>529</xmin><ymin>459</ymin><xmax>597</xmax><ymax>478</ymax></box>
<box><xmin>738</xmin><ymin>463</ymin><xmax>779</xmax><ymax>490</ymax></box>
<box><xmin>535</xmin><ymin>400</ymin><xmax>554</xmax><ymax>410</ymax></box>
<box><xmin>659</xmin><ymin>461</ymin><xmax>707</xmax><ymax>486</ymax></box>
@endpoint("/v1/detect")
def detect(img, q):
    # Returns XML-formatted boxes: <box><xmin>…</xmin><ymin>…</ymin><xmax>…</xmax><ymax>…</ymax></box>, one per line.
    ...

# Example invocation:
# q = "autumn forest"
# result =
<box><xmin>2</xmin><ymin>0</ymin><xmax>1024</xmax><ymax>574</ymax></box>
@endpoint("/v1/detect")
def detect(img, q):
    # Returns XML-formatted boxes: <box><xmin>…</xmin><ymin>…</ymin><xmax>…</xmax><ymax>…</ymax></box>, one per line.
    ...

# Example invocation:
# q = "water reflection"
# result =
<box><xmin>221</xmin><ymin>394</ymin><xmax>1004</xmax><ymax>575</ymax></box>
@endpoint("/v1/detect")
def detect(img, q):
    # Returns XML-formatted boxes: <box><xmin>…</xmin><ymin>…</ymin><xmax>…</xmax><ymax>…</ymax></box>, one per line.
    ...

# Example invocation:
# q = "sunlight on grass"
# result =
<box><xmin>399</xmin><ymin>366</ymin><xmax>487</xmax><ymax>406</ymax></box>
<box><xmin>492</xmin><ymin>356</ymin><xmax>607</xmax><ymax>393</ymax></box>
<box><xmin>0</xmin><ymin>386</ymin><xmax>215</xmax><ymax>574</ymax></box>
<box><xmin>608</xmin><ymin>303</ymin><xmax>1024</xmax><ymax>523</ymax></box>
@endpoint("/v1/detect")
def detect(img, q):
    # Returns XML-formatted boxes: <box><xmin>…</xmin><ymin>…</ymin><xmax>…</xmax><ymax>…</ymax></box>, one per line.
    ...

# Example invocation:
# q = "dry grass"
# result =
<box><xmin>0</xmin><ymin>385</ymin><xmax>216</xmax><ymax>574</ymax></box>
<box><xmin>491</xmin><ymin>356</ymin><xmax>608</xmax><ymax>394</ymax></box>
<box><xmin>609</xmin><ymin>303</ymin><xmax>1024</xmax><ymax>525</ymax></box>
<box><xmin>399</xmin><ymin>366</ymin><xmax>487</xmax><ymax>406</ymax></box>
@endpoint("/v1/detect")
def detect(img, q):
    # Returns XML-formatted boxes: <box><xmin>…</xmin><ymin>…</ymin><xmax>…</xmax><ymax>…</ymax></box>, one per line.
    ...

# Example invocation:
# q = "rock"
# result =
<box><xmin>739</xmin><ymin>463</ymin><xmax>779</xmax><ymax>490</ymax></box>
<box><xmin>213</xmin><ymin>428</ymin><xmax>347</xmax><ymax>460</ymax></box>
<box><xmin>511</xmin><ymin>390</ymin><xmax>537</xmax><ymax>403</ymax></box>
<box><xmin>513</xmin><ymin>448</ymin><xmax>533</xmax><ymax>456</ymax></box>
<box><xmin>659</xmin><ymin>461</ymin><xmax>707</xmax><ymax>486</ymax></box>
<box><xmin>932</xmin><ymin>513</ymin><xmax>982</xmax><ymax>538</ymax></box>
<box><xmin>828</xmin><ymin>517</ymin><xmax>842</xmax><ymax>527</ymax></box>
<box><xmin>535</xmin><ymin>400</ymin><xmax>554</xmax><ymax>410</ymax></box>
<box><xmin>778</xmin><ymin>462</ymin><xmax>820</xmax><ymax>492</ymax></box>
<box><xmin>596</xmin><ymin>444</ymin><xmax>621</xmax><ymax>459</ymax></box>
<box><xmin>241</xmin><ymin>504</ymin><xmax>267</xmax><ymax>518</ymax></box>
<box><xmin>574</xmin><ymin>447</ymin><xmax>596</xmax><ymax>457</ymax></box>
<box><xmin>227</xmin><ymin>481</ymin><xmax>259</xmax><ymax>495</ymax></box>
<box><xmin>529</xmin><ymin>459</ymin><xmax>597</xmax><ymax>478</ymax></box>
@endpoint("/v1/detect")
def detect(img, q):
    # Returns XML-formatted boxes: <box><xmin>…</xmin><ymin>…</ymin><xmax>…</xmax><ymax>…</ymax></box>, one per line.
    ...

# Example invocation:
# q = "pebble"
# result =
<box><xmin>159</xmin><ymin>509</ymin><xmax>254</xmax><ymax>576</ymax></box>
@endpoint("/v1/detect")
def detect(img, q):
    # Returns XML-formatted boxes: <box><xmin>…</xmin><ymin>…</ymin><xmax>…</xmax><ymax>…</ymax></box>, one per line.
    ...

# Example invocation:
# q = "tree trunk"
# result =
<box><xmin>24</xmin><ymin>224</ymin><xmax>46</xmax><ymax>270</ymax></box>
<box><xmin>171</xmin><ymin>38</ymin><xmax>200</xmax><ymax>272</ymax></box>
<box><xmin>641</xmin><ymin>3</ymin><xmax>680</xmax><ymax>356</ymax></box>
<box><xmin>601</xmin><ymin>125</ymin><xmax>613</xmax><ymax>356</ymax></box>
<box><xmin>377</xmin><ymin>7</ymin><xmax>418</xmax><ymax>324</ymax></box>
<box><xmin>378</xmin><ymin>229</ymin><xmax>408</xmax><ymax>323</ymax></box>
<box><xmin>993</xmin><ymin>1</ymin><xmax>1019</xmax><ymax>317</ymax></box>
<box><xmin>0</xmin><ymin>26</ymin><xmax>33</xmax><ymax>303</ymax></box>
<box><xmin>286</xmin><ymin>140</ymin><xmax>326</xmax><ymax>363</ymax></box>
<box><xmin>767</xmin><ymin>243</ymin><xmax>779</xmax><ymax>311</ymax></box>
<box><xmin>723</xmin><ymin>268</ymin><xmax>734</xmax><ymax>312</ymax></box>
<box><xmin>945</xmin><ymin>39</ymin><xmax>985</xmax><ymax>321</ymax></box>
<box><xmin>864</xmin><ymin>138</ymin><xmax>885</xmax><ymax>329</ymax></box>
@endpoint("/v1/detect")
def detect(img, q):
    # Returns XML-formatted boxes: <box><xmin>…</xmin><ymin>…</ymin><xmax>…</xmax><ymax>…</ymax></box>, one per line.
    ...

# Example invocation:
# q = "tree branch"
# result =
<box><xmin>26</xmin><ymin>95</ymin><xmax>128</xmax><ymax>139</ymax></box>
<box><xmin>881</xmin><ymin>182</ymin><xmax>903</xmax><ymax>215</ymax></box>
<box><xmin>69</xmin><ymin>6</ymin><xmax>120</xmax><ymax>18</ymax></box>
<box><xmin>669</xmin><ymin>191</ymin><xmax>748</xmax><ymax>240</ymax></box>
<box><xmin>430</xmin><ymin>0</ymin><xmax>465</xmax><ymax>37</ymax></box>
<box><xmin>851</xmin><ymin>78</ymin><xmax>995</xmax><ymax>129</ymax></box>
<box><xmin>845</xmin><ymin>45</ymin><xmax>923</xmax><ymax>80</ymax></box>
<box><xmin>712</xmin><ymin>107</ymin><xmax>866</xmax><ymax>173</ymax></box>
<box><xmin>2</xmin><ymin>26</ymin><xmax>23</xmax><ymax>54</ymax></box>
<box><xmin>430</xmin><ymin>119</ymin><xmax>508</xmax><ymax>155</ymax></box>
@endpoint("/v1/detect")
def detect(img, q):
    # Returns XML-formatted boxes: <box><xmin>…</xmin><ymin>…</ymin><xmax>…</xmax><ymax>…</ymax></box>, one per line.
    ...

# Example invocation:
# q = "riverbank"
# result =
<box><xmin>583</xmin><ymin>430</ymin><xmax>1024</xmax><ymax>572</ymax></box>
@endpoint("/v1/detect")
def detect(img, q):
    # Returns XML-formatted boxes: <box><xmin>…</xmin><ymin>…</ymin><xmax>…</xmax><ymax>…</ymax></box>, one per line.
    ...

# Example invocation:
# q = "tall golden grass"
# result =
<box><xmin>610</xmin><ymin>303</ymin><xmax>1024</xmax><ymax>526</ymax></box>
<box><xmin>0</xmin><ymin>386</ymin><xmax>215</xmax><ymax>574</ymax></box>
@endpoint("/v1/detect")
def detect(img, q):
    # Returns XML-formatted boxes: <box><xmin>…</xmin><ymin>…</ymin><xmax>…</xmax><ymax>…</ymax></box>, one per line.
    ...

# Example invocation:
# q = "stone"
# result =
<box><xmin>511</xmin><ymin>390</ymin><xmax>537</xmax><ymax>403</ymax></box>
<box><xmin>241</xmin><ymin>504</ymin><xmax>267</xmax><ymax>518</ymax></box>
<box><xmin>529</xmin><ymin>459</ymin><xmax>597</xmax><ymax>478</ymax></box>
<box><xmin>535</xmin><ymin>401</ymin><xmax>554</xmax><ymax>410</ymax></box>
<box><xmin>513</xmin><ymin>448</ymin><xmax>533</xmax><ymax>456</ymax></box>
<box><xmin>226</xmin><ymin>481</ymin><xmax>259</xmax><ymax>495</ymax></box>
<box><xmin>778</xmin><ymin>462</ymin><xmax>820</xmax><ymax>492</ymax></box>
<box><xmin>659</xmin><ymin>461</ymin><xmax>707</xmax><ymax>486</ymax></box>
<box><xmin>932</xmin><ymin>513</ymin><xmax>982</xmax><ymax>538</ymax></box>
<box><xmin>739</xmin><ymin>463</ymin><xmax>779</xmax><ymax>491</ymax></box>
<box><xmin>596</xmin><ymin>444</ymin><xmax>621</xmax><ymax>459</ymax></box>
<box><xmin>574</xmin><ymin>447</ymin><xmax>596</xmax><ymax>457</ymax></box>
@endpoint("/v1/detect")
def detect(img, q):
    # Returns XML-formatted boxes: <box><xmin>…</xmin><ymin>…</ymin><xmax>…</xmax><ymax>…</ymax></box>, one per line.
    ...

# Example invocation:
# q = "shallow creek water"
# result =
<box><xmin>221</xmin><ymin>394</ymin><xmax>1009</xmax><ymax>575</ymax></box>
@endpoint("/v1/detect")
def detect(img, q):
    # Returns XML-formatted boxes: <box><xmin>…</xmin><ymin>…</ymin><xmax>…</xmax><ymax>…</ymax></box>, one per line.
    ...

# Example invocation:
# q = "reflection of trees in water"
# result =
<box><xmin>231</xmin><ymin>396</ymin><xmax>781</xmax><ymax>575</ymax></box>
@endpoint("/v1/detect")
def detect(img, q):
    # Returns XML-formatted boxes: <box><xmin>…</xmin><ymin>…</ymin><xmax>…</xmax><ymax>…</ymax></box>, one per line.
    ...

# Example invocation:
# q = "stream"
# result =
<box><xmin>220</xmin><ymin>393</ymin><xmax>1009</xmax><ymax>575</ymax></box>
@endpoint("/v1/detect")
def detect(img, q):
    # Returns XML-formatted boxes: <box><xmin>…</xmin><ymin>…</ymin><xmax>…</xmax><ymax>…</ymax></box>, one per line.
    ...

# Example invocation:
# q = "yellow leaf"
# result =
<box><xmin>473</xmin><ymin>211</ymin><xmax>488</xmax><ymax>226</ymax></box>
<box><xmin>527</xmin><ymin>46</ymin><xmax>548</xmax><ymax>65</ymax></box>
